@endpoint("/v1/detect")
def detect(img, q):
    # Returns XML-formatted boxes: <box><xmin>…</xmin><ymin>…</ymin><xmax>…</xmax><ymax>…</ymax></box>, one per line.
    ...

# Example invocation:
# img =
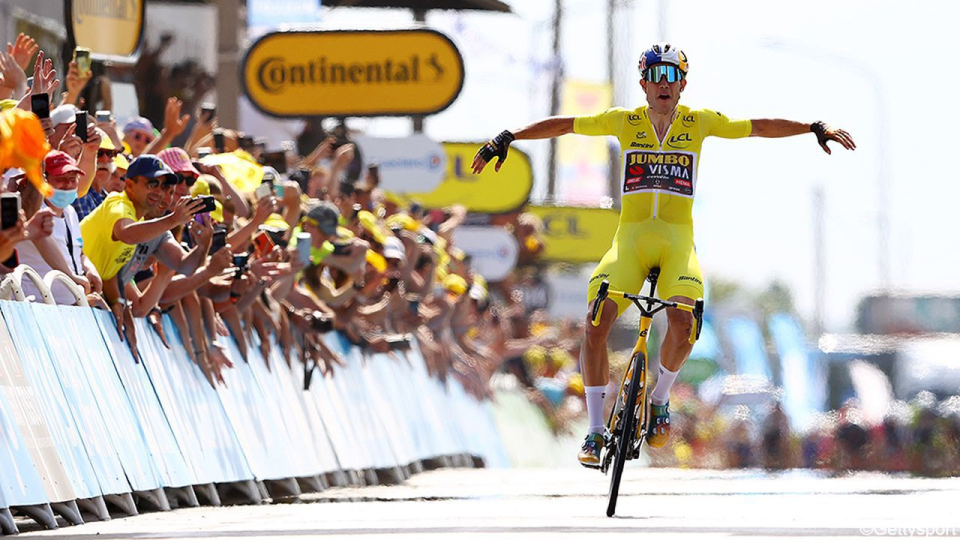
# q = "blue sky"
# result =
<box><xmin>315</xmin><ymin>0</ymin><xmax>952</xmax><ymax>332</ymax></box>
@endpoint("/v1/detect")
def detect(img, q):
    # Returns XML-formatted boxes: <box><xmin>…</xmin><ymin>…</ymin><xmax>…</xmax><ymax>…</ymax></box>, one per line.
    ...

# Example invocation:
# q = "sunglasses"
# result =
<box><xmin>131</xmin><ymin>131</ymin><xmax>154</xmax><ymax>144</ymax></box>
<box><xmin>178</xmin><ymin>174</ymin><xmax>198</xmax><ymax>187</ymax></box>
<box><xmin>644</xmin><ymin>64</ymin><xmax>684</xmax><ymax>84</ymax></box>
<box><xmin>97</xmin><ymin>149</ymin><xmax>119</xmax><ymax>159</ymax></box>
<box><xmin>138</xmin><ymin>177</ymin><xmax>162</xmax><ymax>190</ymax></box>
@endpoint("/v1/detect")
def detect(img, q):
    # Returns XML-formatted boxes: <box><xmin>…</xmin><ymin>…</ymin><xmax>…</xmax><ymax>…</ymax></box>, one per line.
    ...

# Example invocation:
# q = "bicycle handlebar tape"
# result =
<box><xmin>591</xmin><ymin>280</ymin><xmax>610</xmax><ymax>326</ymax></box>
<box><xmin>694</xmin><ymin>299</ymin><xmax>705</xmax><ymax>340</ymax></box>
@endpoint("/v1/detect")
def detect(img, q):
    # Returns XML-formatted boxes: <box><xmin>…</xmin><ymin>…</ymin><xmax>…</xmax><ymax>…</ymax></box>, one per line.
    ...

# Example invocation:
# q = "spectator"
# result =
<box><xmin>73</xmin><ymin>129</ymin><xmax>120</xmax><ymax>220</ymax></box>
<box><xmin>16</xmin><ymin>151</ymin><xmax>101</xmax><ymax>305</ymax></box>
<box><xmin>123</xmin><ymin>116</ymin><xmax>155</xmax><ymax>157</ymax></box>
<box><xmin>80</xmin><ymin>155</ymin><xmax>202</xmax><ymax>306</ymax></box>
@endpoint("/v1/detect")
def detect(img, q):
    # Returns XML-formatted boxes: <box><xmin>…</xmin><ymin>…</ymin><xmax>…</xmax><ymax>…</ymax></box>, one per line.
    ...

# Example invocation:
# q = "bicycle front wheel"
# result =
<box><xmin>606</xmin><ymin>351</ymin><xmax>644</xmax><ymax>517</ymax></box>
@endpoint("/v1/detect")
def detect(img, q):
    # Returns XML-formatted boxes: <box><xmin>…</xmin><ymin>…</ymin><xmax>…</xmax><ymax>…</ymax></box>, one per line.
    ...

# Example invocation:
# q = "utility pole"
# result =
<box><xmin>546</xmin><ymin>0</ymin><xmax>562</xmax><ymax>202</ymax></box>
<box><xmin>814</xmin><ymin>186</ymin><xmax>825</xmax><ymax>336</ymax></box>
<box><xmin>606</xmin><ymin>0</ymin><xmax>620</xmax><ymax>208</ymax></box>
<box><xmin>412</xmin><ymin>9</ymin><xmax>427</xmax><ymax>133</ymax></box>
<box><xmin>217</xmin><ymin>0</ymin><xmax>241</xmax><ymax>129</ymax></box>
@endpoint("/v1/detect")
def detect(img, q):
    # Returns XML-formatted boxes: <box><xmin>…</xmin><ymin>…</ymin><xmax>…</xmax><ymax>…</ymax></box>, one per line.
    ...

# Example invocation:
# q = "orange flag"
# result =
<box><xmin>0</xmin><ymin>108</ymin><xmax>52</xmax><ymax>197</ymax></box>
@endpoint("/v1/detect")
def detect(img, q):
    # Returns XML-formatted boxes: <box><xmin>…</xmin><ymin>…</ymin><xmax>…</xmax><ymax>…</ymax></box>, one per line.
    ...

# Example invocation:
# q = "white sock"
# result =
<box><xmin>651</xmin><ymin>365</ymin><xmax>679</xmax><ymax>406</ymax></box>
<box><xmin>585</xmin><ymin>386</ymin><xmax>606</xmax><ymax>434</ymax></box>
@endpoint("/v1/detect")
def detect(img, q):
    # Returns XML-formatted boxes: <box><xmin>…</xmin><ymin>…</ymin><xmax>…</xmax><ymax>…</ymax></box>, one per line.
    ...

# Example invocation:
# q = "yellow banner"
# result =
<box><xmin>558</xmin><ymin>80</ymin><xmax>612</xmax><ymax>203</ymax></box>
<box><xmin>401</xmin><ymin>142</ymin><xmax>532</xmax><ymax>213</ymax></box>
<box><xmin>528</xmin><ymin>205</ymin><xmax>619</xmax><ymax>263</ymax></box>
<box><xmin>70</xmin><ymin>0</ymin><xmax>144</xmax><ymax>59</ymax></box>
<box><xmin>242</xmin><ymin>30</ymin><xmax>464</xmax><ymax>118</ymax></box>
<box><xmin>200</xmin><ymin>152</ymin><xmax>263</xmax><ymax>194</ymax></box>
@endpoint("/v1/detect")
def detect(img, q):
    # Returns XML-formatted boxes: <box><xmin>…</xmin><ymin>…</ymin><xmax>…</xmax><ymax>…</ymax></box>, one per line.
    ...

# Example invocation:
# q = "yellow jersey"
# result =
<box><xmin>80</xmin><ymin>191</ymin><xmax>138</xmax><ymax>279</ymax></box>
<box><xmin>574</xmin><ymin>105</ymin><xmax>751</xmax><ymax>225</ymax></box>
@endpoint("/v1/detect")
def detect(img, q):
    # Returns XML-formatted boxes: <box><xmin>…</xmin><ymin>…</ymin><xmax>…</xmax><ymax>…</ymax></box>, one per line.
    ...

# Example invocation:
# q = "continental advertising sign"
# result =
<box><xmin>68</xmin><ymin>0</ymin><xmax>145</xmax><ymax>60</ymax></box>
<box><xmin>242</xmin><ymin>30</ymin><xmax>465</xmax><ymax>118</ymax></box>
<box><xmin>402</xmin><ymin>142</ymin><xmax>532</xmax><ymax>213</ymax></box>
<box><xmin>528</xmin><ymin>206</ymin><xmax>620</xmax><ymax>263</ymax></box>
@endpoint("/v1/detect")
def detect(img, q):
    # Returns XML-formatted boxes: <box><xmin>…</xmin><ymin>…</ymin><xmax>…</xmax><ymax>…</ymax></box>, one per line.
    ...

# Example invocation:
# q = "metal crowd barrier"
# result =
<box><xmin>0</xmin><ymin>267</ymin><xmax>509</xmax><ymax>534</ymax></box>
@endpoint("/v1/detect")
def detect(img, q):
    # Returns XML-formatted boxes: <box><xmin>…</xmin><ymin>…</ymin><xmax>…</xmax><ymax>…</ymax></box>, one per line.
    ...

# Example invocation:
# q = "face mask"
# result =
<box><xmin>49</xmin><ymin>188</ymin><xmax>78</xmax><ymax>208</ymax></box>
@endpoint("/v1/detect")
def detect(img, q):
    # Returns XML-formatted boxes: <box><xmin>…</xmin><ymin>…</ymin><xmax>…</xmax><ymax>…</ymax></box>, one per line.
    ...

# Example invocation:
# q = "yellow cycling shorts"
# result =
<box><xmin>587</xmin><ymin>220</ymin><xmax>703</xmax><ymax>317</ymax></box>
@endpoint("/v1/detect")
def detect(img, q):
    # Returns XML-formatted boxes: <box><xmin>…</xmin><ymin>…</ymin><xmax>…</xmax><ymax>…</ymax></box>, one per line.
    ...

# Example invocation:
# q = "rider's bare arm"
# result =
<box><xmin>749</xmin><ymin>119</ymin><xmax>810</xmax><ymax>138</ymax></box>
<box><xmin>511</xmin><ymin>116</ymin><xmax>575</xmax><ymax>140</ymax></box>
<box><xmin>750</xmin><ymin>118</ymin><xmax>856</xmax><ymax>154</ymax></box>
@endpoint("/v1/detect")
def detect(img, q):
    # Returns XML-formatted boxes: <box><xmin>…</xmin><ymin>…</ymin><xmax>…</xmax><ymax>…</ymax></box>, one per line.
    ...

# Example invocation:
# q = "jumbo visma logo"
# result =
<box><xmin>243</xmin><ymin>30</ymin><xmax>465</xmax><ymax>118</ymax></box>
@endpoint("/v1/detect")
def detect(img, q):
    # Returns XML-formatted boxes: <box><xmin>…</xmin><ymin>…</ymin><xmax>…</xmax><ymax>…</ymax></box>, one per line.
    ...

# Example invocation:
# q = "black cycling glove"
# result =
<box><xmin>477</xmin><ymin>130</ymin><xmax>515</xmax><ymax>169</ymax></box>
<box><xmin>810</xmin><ymin>121</ymin><xmax>829</xmax><ymax>148</ymax></box>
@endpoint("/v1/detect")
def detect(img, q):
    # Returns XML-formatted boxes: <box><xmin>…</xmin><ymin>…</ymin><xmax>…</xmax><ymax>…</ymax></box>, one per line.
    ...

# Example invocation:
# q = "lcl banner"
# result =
<box><xmin>399</xmin><ymin>142</ymin><xmax>533</xmax><ymax>214</ymax></box>
<box><xmin>527</xmin><ymin>206</ymin><xmax>620</xmax><ymax>264</ymax></box>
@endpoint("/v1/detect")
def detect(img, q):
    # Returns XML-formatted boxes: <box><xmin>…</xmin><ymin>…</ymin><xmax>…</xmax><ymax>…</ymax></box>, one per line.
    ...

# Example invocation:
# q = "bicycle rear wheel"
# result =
<box><xmin>606</xmin><ymin>351</ymin><xmax>644</xmax><ymax>517</ymax></box>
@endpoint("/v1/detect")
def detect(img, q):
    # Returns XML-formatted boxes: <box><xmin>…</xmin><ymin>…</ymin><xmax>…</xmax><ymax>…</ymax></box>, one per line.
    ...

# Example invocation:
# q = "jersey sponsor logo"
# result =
<box><xmin>627</xmin><ymin>113</ymin><xmax>644</xmax><ymax>126</ymax></box>
<box><xmin>621</xmin><ymin>150</ymin><xmax>696</xmax><ymax>197</ymax></box>
<box><xmin>678</xmin><ymin>275</ymin><xmax>702</xmax><ymax>285</ymax></box>
<box><xmin>666</xmin><ymin>133</ymin><xmax>692</xmax><ymax>149</ymax></box>
<box><xmin>681</xmin><ymin>114</ymin><xmax>695</xmax><ymax>128</ymax></box>
<box><xmin>639</xmin><ymin>329</ymin><xmax>648</xmax><ymax>337</ymax></box>
<box><xmin>635</xmin><ymin>131</ymin><xmax>648</xmax><ymax>139</ymax></box>
<box><xmin>590</xmin><ymin>273</ymin><xmax>610</xmax><ymax>283</ymax></box>
<box><xmin>630</xmin><ymin>142</ymin><xmax>655</xmax><ymax>148</ymax></box>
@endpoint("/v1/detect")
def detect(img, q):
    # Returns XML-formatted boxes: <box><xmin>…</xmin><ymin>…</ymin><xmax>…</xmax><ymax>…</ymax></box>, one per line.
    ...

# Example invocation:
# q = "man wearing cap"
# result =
<box><xmin>48</xmin><ymin>104</ymin><xmax>79</xmax><ymax>149</ymax></box>
<box><xmin>73</xmin><ymin>128</ymin><xmax>120</xmax><ymax>220</ymax></box>
<box><xmin>115</xmin><ymin>166</ymin><xmax>224</xmax><ymax>314</ymax></box>
<box><xmin>80</xmin><ymin>154</ymin><xmax>204</xmax><ymax>304</ymax></box>
<box><xmin>16</xmin><ymin>151</ymin><xmax>103</xmax><ymax>305</ymax></box>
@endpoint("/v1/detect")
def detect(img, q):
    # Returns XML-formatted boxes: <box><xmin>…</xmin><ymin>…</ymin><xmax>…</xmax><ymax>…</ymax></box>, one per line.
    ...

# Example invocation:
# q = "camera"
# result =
<box><xmin>383</xmin><ymin>333</ymin><xmax>413</xmax><ymax>351</ymax></box>
<box><xmin>310</xmin><ymin>310</ymin><xmax>334</xmax><ymax>333</ymax></box>
<box><xmin>193</xmin><ymin>195</ymin><xmax>216</xmax><ymax>214</ymax></box>
<box><xmin>232</xmin><ymin>252</ymin><xmax>249</xmax><ymax>279</ymax></box>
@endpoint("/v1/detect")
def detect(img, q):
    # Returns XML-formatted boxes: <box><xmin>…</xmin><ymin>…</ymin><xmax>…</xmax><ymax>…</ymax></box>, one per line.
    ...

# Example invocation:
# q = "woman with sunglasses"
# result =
<box><xmin>472</xmin><ymin>42</ymin><xmax>857</xmax><ymax>469</ymax></box>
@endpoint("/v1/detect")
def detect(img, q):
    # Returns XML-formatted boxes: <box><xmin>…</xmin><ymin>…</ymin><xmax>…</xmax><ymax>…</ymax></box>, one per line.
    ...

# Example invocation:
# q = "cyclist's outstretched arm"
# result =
<box><xmin>513</xmin><ymin>116</ymin><xmax>575</xmax><ymax>140</ymax></box>
<box><xmin>473</xmin><ymin>116</ymin><xmax>575</xmax><ymax>174</ymax></box>
<box><xmin>750</xmin><ymin>119</ymin><xmax>856</xmax><ymax>155</ymax></box>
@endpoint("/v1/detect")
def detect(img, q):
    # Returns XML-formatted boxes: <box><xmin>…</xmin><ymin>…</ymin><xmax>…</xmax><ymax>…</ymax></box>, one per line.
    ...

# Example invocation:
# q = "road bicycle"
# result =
<box><xmin>590</xmin><ymin>268</ymin><xmax>703</xmax><ymax>517</ymax></box>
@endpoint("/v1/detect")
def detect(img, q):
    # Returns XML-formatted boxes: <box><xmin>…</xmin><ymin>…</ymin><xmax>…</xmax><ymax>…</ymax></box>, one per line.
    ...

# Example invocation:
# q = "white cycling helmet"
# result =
<box><xmin>638</xmin><ymin>42</ymin><xmax>689</xmax><ymax>76</ymax></box>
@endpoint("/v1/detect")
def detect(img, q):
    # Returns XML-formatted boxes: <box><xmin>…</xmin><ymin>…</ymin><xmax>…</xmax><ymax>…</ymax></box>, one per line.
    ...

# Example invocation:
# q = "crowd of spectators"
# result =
<box><xmin>647</xmin><ymin>385</ymin><xmax>960</xmax><ymax>477</ymax></box>
<box><xmin>0</xmin><ymin>32</ymin><xmax>573</xmax><ymax>397</ymax></box>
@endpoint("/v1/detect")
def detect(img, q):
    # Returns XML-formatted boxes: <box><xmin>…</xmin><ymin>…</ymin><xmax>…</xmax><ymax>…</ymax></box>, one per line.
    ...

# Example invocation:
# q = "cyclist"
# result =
<box><xmin>473</xmin><ymin>42</ymin><xmax>855</xmax><ymax>468</ymax></box>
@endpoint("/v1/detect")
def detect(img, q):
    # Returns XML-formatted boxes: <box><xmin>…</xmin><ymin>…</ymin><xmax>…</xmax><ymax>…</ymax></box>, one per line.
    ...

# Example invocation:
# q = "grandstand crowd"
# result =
<box><xmin>0</xmin><ymin>31</ymin><xmax>581</xmax><ymax>400</ymax></box>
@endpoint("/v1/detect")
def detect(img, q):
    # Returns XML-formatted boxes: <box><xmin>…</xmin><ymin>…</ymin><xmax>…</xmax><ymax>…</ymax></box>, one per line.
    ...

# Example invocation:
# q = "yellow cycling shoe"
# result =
<box><xmin>646</xmin><ymin>402</ymin><xmax>671</xmax><ymax>448</ymax></box>
<box><xmin>577</xmin><ymin>432</ymin><xmax>605</xmax><ymax>468</ymax></box>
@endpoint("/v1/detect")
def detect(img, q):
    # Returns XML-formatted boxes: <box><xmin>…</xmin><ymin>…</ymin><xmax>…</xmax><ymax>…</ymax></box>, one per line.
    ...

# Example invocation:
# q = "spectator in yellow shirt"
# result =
<box><xmin>80</xmin><ymin>155</ymin><xmax>204</xmax><ymax>304</ymax></box>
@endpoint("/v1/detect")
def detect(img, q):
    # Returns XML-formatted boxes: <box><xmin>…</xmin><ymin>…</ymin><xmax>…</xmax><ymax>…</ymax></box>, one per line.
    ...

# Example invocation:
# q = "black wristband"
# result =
<box><xmin>494</xmin><ymin>130</ymin><xmax>515</xmax><ymax>145</ymax></box>
<box><xmin>810</xmin><ymin>121</ymin><xmax>826</xmax><ymax>136</ymax></box>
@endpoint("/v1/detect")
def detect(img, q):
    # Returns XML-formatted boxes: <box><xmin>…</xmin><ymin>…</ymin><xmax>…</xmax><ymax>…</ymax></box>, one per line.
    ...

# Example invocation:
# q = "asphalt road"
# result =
<box><xmin>18</xmin><ymin>467</ymin><xmax>960</xmax><ymax>539</ymax></box>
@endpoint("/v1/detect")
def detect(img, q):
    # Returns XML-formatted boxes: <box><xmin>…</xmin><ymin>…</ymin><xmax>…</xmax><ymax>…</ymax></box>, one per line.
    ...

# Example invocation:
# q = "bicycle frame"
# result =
<box><xmin>590</xmin><ymin>277</ymin><xmax>704</xmax><ymax>457</ymax></box>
